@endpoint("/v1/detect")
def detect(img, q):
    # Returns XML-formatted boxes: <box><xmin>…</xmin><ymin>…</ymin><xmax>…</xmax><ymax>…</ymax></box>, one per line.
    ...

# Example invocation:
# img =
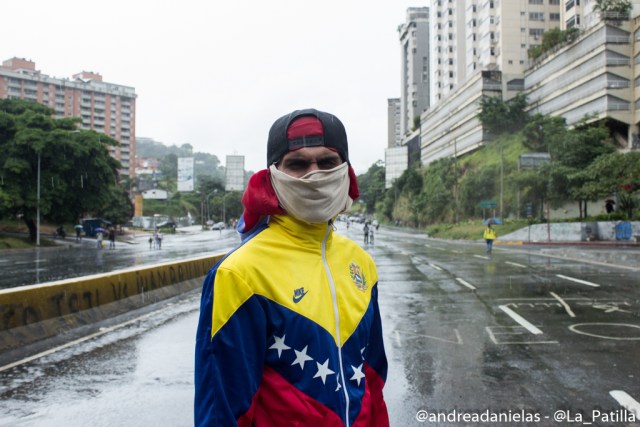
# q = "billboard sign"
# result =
<box><xmin>225</xmin><ymin>155</ymin><xmax>245</xmax><ymax>192</ymax></box>
<box><xmin>177</xmin><ymin>157</ymin><xmax>194</xmax><ymax>192</ymax></box>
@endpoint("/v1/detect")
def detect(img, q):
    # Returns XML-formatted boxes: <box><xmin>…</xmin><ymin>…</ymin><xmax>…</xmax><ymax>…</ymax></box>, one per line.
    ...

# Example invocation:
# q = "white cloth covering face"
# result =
<box><xmin>269</xmin><ymin>163</ymin><xmax>353</xmax><ymax>224</ymax></box>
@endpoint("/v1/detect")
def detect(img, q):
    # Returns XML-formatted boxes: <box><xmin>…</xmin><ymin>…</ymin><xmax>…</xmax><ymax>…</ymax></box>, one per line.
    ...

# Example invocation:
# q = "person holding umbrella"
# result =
<box><xmin>483</xmin><ymin>220</ymin><xmax>498</xmax><ymax>254</ymax></box>
<box><xmin>74</xmin><ymin>224</ymin><xmax>83</xmax><ymax>242</ymax></box>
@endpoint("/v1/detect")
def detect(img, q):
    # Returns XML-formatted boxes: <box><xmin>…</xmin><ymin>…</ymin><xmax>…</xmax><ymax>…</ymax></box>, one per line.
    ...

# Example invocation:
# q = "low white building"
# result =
<box><xmin>141</xmin><ymin>189</ymin><xmax>168</xmax><ymax>200</ymax></box>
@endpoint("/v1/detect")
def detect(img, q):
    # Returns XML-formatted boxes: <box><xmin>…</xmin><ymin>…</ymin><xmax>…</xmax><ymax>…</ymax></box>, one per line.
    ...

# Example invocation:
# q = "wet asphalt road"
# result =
<box><xmin>0</xmin><ymin>227</ymin><xmax>238</xmax><ymax>289</ymax></box>
<box><xmin>0</xmin><ymin>223</ymin><xmax>639</xmax><ymax>426</ymax></box>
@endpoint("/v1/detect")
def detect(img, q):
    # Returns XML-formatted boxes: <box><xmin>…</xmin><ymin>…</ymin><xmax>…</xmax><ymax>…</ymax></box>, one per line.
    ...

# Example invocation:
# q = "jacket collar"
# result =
<box><xmin>269</xmin><ymin>214</ymin><xmax>333</xmax><ymax>245</ymax></box>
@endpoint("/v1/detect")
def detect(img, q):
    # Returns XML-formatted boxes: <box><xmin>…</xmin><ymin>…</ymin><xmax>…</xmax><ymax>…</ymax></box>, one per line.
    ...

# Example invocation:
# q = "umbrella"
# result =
<box><xmin>483</xmin><ymin>218</ymin><xmax>502</xmax><ymax>225</ymax></box>
<box><xmin>95</xmin><ymin>227</ymin><xmax>106</xmax><ymax>233</ymax></box>
<box><xmin>74</xmin><ymin>224</ymin><xmax>83</xmax><ymax>229</ymax></box>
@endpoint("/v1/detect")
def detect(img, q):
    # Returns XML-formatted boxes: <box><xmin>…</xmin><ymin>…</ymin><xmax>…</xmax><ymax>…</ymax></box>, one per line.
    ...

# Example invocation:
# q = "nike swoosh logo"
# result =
<box><xmin>292</xmin><ymin>290</ymin><xmax>308</xmax><ymax>304</ymax></box>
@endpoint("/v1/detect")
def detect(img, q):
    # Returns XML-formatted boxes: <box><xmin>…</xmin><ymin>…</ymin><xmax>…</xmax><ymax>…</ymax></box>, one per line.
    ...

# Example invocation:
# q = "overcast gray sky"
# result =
<box><xmin>2</xmin><ymin>0</ymin><xmax>421</xmax><ymax>174</ymax></box>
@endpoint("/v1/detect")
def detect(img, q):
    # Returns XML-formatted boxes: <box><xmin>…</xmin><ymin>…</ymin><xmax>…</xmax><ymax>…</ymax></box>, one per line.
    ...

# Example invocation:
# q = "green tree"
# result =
<box><xmin>0</xmin><ymin>99</ymin><xmax>123</xmax><ymax>241</ymax></box>
<box><xmin>536</xmin><ymin>121</ymin><xmax>613</xmax><ymax>218</ymax></box>
<box><xmin>522</xmin><ymin>114</ymin><xmax>566</xmax><ymax>152</ymax></box>
<box><xmin>478</xmin><ymin>93</ymin><xmax>529</xmax><ymax>135</ymax></box>
<box><xmin>357</xmin><ymin>160</ymin><xmax>385</xmax><ymax>214</ymax></box>
<box><xmin>421</xmin><ymin>157</ymin><xmax>456</xmax><ymax>223</ymax></box>
<box><xmin>580</xmin><ymin>151</ymin><xmax>640</xmax><ymax>218</ymax></box>
<box><xmin>593</xmin><ymin>0</ymin><xmax>632</xmax><ymax>14</ymax></box>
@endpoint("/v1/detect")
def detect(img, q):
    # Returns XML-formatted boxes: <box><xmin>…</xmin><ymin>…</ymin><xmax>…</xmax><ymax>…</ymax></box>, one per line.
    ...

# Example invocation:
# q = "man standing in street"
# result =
<box><xmin>195</xmin><ymin>108</ymin><xmax>389</xmax><ymax>426</ymax></box>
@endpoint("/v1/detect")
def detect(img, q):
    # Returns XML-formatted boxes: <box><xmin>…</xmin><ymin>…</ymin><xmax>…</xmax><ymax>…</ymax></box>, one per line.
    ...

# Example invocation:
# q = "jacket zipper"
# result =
<box><xmin>322</xmin><ymin>223</ymin><xmax>350</xmax><ymax>427</ymax></box>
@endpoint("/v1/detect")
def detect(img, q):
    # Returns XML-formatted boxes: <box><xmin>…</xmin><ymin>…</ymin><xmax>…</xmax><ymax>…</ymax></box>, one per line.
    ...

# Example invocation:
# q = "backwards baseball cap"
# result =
<box><xmin>266</xmin><ymin>108</ymin><xmax>349</xmax><ymax>166</ymax></box>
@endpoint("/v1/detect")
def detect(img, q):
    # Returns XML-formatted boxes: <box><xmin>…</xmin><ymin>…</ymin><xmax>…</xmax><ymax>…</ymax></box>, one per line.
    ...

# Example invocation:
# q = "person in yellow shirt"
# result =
<box><xmin>483</xmin><ymin>223</ymin><xmax>497</xmax><ymax>254</ymax></box>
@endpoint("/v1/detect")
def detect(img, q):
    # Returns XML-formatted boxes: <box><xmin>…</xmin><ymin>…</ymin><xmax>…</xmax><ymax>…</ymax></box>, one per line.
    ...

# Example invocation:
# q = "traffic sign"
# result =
<box><xmin>480</xmin><ymin>200</ymin><xmax>497</xmax><ymax>209</ymax></box>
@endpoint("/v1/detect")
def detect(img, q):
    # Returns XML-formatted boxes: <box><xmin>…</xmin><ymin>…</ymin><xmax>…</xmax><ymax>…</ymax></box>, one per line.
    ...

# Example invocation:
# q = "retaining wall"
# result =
<box><xmin>0</xmin><ymin>253</ymin><xmax>224</xmax><ymax>354</ymax></box>
<box><xmin>500</xmin><ymin>221</ymin><xmax>640</xmax><ymax>242</ymax></box>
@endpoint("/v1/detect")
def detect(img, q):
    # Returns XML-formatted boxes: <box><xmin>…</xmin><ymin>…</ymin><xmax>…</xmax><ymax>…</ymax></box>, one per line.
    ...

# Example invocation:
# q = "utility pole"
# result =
<box><xmin>36</xmin><ymin>152</ymin><xmax>41</xmax><ymax>246</ymax></box>
<box><xmin>500</xmin><ymin>144</ymin><xmax>504</xmax><ymax>218</ymax></box>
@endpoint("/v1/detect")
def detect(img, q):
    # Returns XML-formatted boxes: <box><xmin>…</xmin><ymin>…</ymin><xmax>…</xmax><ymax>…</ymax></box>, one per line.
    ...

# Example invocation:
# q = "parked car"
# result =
<box><xmin>211</xmin><ymin>222</ymin><xmax>226</xmax><ymax>230</ymax></box>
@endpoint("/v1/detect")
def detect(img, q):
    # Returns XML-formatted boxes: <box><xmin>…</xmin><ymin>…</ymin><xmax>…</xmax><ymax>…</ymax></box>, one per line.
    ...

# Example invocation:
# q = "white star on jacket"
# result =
<box><xmin>291</xmin><ymin>345</ymin><xmax>314</xmax><ymax>370</ymax></box>
<box><xmin>350</xmin><ymin>363</ymin><xmax>365</xmax><ymax>386</ymax></box>
<box><xmin>269</xmin><ymin>335</ymin><xmax>291</xmax><ymax>358</ymax></box>
<box><xmin>268</xmin><ymin>334</ymin><xmax>364</xmax><ymax>390</ymax></box>
<box><xmin>313</xmin><ymin>359</ymin><xmax>335</xmax><ymax>384</ymax></box>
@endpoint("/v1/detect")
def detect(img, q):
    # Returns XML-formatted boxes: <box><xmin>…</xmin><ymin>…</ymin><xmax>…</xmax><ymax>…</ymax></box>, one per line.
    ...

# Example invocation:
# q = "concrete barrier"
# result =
<box><xmin>0</xmin><ymin>253</ymin><xmax>224</xmax><ymax>354</ymax></box>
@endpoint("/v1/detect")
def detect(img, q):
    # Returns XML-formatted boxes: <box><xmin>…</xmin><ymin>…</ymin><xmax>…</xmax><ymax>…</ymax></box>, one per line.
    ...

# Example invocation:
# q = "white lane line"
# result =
<box><xmin>0</xmin><ymin>310</ymin><xmax>159</xmax><ymax>373</ymax></box>
<box><xmin>456</xmin><ymin>277</ymin><xmax>476</xmax><ymax>290</ymax></box>
<box><xmin>394</xmin><ymin>330</ymin><xmax>402</xmax><ymax>347</ymax></box>
<box><xmin>549</xmin><ymin>292</ymin><xmax>576</xmax><ymax>318</ymax></box>
<box><xmin>499</xmin><ymin>305</ymin><xmax>543</xmax><ymax>335</ymax></box>
<box><xmin>556</xmin><ymin>274</ymin><xmax>600</xmax><ymax>288</ymax></box>
<box><xmin>429</xmin><ymin>263</ymin><xmax>442</xmax><ymax>271</ymax></box>
<box><xmin>610</xmin><ymin>390</ymin><xmax>640</xmax><ymax>418</ymax></box>
<box><xmin>505</xmin><ymin>261</ymin><xmax>527</xmax><ymax>268</ymax></box>
<box><xmin>474</xmin><ymin>255</ymin><xmax>490</xmax><ymax>260</ymax></box>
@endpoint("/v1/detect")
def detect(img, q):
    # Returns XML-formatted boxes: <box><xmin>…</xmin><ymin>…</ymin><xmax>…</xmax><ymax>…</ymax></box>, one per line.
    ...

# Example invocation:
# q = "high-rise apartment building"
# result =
<box><xmin>399</xmin><ymin>7</ymin><xmax>431</xmax><ymax>139</ymax></box>
<box><xmin>420</xmin><ymin>0</ymin><xmax>562</xmax><ymax>165</ymax></box>
<box><xmin>526</xmin><ymin>2</ymin><xmax>640</xmax><ymax>150</ymax></box>
<box><xmin>387</xmin><ymin>98</ymin><xmax>402</xmax><ymax>148</ymax></box>
<box><xmin>0</xmin><ymin>57</ymin><xmax>137</xmax><ymax>177</ymax></box>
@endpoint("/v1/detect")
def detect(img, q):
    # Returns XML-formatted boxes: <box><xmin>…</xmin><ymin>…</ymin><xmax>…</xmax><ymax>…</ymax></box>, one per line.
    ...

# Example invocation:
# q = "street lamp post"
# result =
<box><xmin>36</xmin><ymin>152</ymin><xmax>41</xmax><ymax>246</ymax></box>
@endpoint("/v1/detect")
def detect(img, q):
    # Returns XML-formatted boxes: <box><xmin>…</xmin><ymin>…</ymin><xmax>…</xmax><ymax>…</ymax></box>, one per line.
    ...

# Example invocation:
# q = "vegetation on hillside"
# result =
<box><xmin>355</xmin><ymin>96</ymin><xmax>640</xmax><ymax>233</ymax></box>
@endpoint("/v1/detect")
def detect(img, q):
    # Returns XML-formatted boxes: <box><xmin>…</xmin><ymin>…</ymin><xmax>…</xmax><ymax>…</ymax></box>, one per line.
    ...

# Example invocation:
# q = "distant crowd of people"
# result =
<box><xmin>149</xmin><ymin>230</ymin><xmax>163</xmax><ymax>250</ymax></box>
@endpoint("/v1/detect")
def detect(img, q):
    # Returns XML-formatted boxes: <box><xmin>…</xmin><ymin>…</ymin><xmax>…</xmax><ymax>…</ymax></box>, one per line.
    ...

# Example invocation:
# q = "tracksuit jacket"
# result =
<box><xmin>194</xmin><ymin>214</ymin><xmax>389</xmax><ymax>426</ymax></box>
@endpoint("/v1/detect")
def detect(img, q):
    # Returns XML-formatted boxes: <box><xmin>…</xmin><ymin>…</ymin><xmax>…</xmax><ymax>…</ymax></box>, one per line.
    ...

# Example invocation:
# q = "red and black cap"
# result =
<box><xmin>266</xmin><ymin>108</ymin><xmax>349</xmax><ymax>166</ymax></box>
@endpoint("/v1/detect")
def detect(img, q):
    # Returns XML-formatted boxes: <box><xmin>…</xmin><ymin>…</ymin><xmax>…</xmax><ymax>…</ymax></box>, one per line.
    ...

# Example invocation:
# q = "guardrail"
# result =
<box><xmin>0</xmin><ymin>253</ymin><xmax>224</xmax><ymax>355</ymax></box>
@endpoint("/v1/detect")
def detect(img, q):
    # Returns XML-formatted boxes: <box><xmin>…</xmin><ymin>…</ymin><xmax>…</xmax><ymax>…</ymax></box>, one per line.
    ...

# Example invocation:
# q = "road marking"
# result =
<box><xmin>550</xmin><ymin>292</ymin><xmax>576</xmax><ymax>318</ymax></box>
<box><xmin>610</xmin><ymin>390</ymin><xmax>640</xmax><ymax>418</ymax></box>
<box><xmin>556</xmin><ymin>274</ymin><xmax>600</xmax><ymax>287</ymax></box>
<box><xmin>474</xmin><ymin>255</ymin><xmax>490</xmax><ymax>260</ymax></box>
<box><xmin>0</xmin><ymin>310</ymin><xmax>161</xmax><ymax>373</ymax></box>
<box><xmin>499</xmin><ymin>305</ymin><xmax>543</xmax><ymax>335</ymax></box>
<box><xmin>486</xmin><ymin>326</ymin><xmax>558</xmax><ymax>345</ymax></box>
<box><xmin>395</xmin><ymin>329</ymin><xmax>463</xmax><ymax>345</ymax></box>
<box><xmin>568</xmin><ymin>323</ymin><xmax>640</xmax><ymax>340</ymax></box>
<box><xmin>456</xmin><ymin>277</ymin><xmax>476</xmax><ymax>290</ymax></box>
<box><xmin>394</xmin><ymin>330</ymin><xmax>402</xmax><ymax>347</ymax></box>
<box><xmin>429</xmin><ymin>263</ymin><xmax>442</xmax><ymax>271</ymax></box>
<box><xmin>505</xmin><ymin>261</ymin><xmax>527</xmax><ymax>268</ymax></box>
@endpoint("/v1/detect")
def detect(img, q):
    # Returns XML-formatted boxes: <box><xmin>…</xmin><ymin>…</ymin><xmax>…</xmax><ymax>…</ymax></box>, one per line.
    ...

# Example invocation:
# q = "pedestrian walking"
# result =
<box><xmin>108</xmin><ymin>227</ymin><xmax>116</xmax><ymax>249</ymax></box>
<box><xmin>96</xmin><ymin>231</ymin><xmax>103</xmax><ymax>249</ymax></box>
<box><xmin>148</xmin><ymin>236</ymin><xmax>153</xmax><ymax>250</ymax></box>
<box><xmin>156</xmin><ymin>231</ymin><xmax>163</xmax><ymax>250</ymax></box>
<box><xmin>75</xmin><ymin>224</ymin><xmax>82</xmax><ymax>242</ymax></box>
<box><xmin>364</xmin><ymin>222</ymin><xmax>370</xmax><ymax>244</ymax></box>
<box><xmin>369</xmin><ymin>226</ymin><xmax>375</xmax><ymax>245</ymax></box>
<box><xmin>483</xmin><ymin>223</ymin><xmax>497</xmax><ymax>254</ymax></box>
<box><xmin>195</xmin><ymin>108</ymin><xmax>389</xmax><ymax>426</ymax></box>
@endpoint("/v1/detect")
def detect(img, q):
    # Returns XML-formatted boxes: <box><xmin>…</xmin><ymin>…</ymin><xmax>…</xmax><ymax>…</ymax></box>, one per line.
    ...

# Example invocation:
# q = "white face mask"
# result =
<box><xmin>269</xmin><ymin>163</ymin><xmax>353</xmax><ymax>224</ymax></box>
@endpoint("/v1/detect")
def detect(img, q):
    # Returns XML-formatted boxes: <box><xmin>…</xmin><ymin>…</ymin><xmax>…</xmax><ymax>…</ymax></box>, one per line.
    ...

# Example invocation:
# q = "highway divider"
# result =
<box><xmin>0</xmin><ymin>253</ymin><xmax>224</xmax><ymax>355</ymax></box>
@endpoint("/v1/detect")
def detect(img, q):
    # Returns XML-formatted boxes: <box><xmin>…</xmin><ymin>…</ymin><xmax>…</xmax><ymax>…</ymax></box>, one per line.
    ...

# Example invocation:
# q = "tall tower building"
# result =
<box><xmin>399</xmin><ymin>7</ymin><xmax>431</xmax><ymax>139</ymax></box>
<box><xmin>387</xmin><ymin>98</ymin><xmax>402</xmax><ymax>148</ymax></box>
<box><xmin>420</xmin><ymin>0</ymin><xmax>562</xmax><ymax>166</ymax></box>
<box><xmin>430</xmin><ymin>0</ymin><xmax>562</xmax><ymax>107</ymax></box>
<box><xmin>0</xmin><ymin>57</ymin><xmax>137</xmax><ymax>178</ymax></box>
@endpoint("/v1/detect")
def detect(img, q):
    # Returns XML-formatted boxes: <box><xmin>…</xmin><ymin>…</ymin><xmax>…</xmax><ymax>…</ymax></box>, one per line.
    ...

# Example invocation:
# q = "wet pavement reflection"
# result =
<box><xmin>0</xmin><ymin>223</ymin><xmax>639</xmax><ymax>426</ymax></box>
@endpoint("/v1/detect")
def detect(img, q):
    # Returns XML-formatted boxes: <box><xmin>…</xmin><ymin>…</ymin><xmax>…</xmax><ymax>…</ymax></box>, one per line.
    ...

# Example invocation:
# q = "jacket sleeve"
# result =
<box><xmin>364</xmin><ymin>283</ymin><xmax>390</xmax><ymax>426</ymax></box>
<box><xmin>194</xmin><ymin>265</ymin><xmax>267</xmax><ymax>427</ymax></box>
